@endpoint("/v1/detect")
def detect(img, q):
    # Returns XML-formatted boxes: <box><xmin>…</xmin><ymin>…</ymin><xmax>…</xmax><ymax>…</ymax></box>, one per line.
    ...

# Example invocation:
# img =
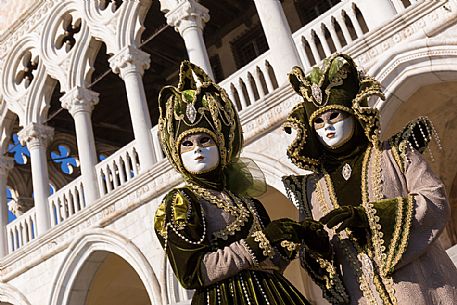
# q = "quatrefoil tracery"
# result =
<box><xmin>55</xmin><ymin>14</ymin><xmax>82</xmax><ymax>53</ymax></box>
<box><xmin>99</xmin><ymin>0</ymin><xmax>123</xmax><ymax>12</ymax></box>
<box><xmin>14</xmin><ymin>51</ymin><xmax>39</xmax><ymax>89</ymax></box>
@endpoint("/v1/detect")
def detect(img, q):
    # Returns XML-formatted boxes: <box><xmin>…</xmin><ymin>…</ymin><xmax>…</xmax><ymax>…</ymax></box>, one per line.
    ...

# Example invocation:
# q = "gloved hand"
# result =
<box><xmin>300</xmin><ymin>219</ymin><xmax>332</xmax><ymax>260</ymax></box>
<box><xmin>245</xmin><ymin>218</ymin><xmax>305</xmax><ymax>262</ymax></box>
<box><xmin>320</xmin><ymin>206</ymin><xmax>368</xmax><ymax>233</ymax></box>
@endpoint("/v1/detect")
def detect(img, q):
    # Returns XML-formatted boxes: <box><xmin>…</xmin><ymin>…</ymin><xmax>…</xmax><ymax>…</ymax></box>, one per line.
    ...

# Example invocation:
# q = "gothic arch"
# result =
<box><xmin>367</xmin><ymin>39</ymin><xmax>457</xmax><ymax>127</ymax></box>
<box><xmin>48</xmin><ymin>228</ymin><xmax>162</xmax><ymax>305</ymax></box>
<box><xmin>0</xmin><ymin>283</ymin><xmax>32</xmax><ymax>305</ymax></box>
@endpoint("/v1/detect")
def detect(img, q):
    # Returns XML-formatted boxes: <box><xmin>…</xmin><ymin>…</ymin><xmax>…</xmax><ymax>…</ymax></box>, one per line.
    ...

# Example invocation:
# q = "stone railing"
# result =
<box><xmin>292</xmin><ymin>0</ymin><xmax>369</xmax><ymax>69</ymax></box>
<box><xmin>6</xmin><ymin>206</ymin><xmax>37</xmax><ymax>253</ymax></box>
<box><xmin>151</xmin><ymin>125</ymin><xmax>166</xmax><ymax>162</ymax></box>
<box><xmin>48</xmin><ymin>177</ymin><xmax>86</xmax><ymax>226</ymax></box>
<box><xmin>219</xmin><ymin>51</ymin><xmax>278</xmax><ymax>112</ymax></box>
<box><xmin>96</xmin><ymin>141</ymin><xmax>140</xmax><ymax>196</ymax></box>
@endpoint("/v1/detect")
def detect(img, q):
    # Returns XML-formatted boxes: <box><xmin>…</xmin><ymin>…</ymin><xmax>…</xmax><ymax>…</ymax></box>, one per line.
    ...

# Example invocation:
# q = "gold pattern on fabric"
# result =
<box><xmin>187</xmin><ymin>183</ymin><xmax>256</xmax><ymax>241</ymax></box>
<box><xmin>155</xmin><ymin>201</ymin><xmax>168</xmax><ymax>239</ymax></box>
<box><xmin>172</xmin><ymin>191</ymin><xmax>192</xmax><ymax>230</ymax></box>
<box><xmin>280</xmin><ymin>240</ymin><xmax>301</xmax><ymax>252</ymax></box>
<box><xmin>319</xmin><ymin>169</ymin><xmax>377</xmax><ymax>304</ymax></box>
<box><xmin>251</xmin><ymin>231</ymin><xmax>274</xmax><ymax>259</ymax></box>
<box><xmin>361</xmin><ymin>146</ymin><xmax>398</xmax><ymax>304</ymax></box>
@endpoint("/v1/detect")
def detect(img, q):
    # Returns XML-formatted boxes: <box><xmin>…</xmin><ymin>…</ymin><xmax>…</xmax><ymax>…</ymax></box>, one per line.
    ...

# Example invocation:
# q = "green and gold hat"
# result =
<box><xmin>285</xmin><ymin>53</ymin><xmax>385</xmax><ymax>172</ymax></box>
<box><xmin>158</xmin><ymin>61</ymin><xmax>243</xmax><ymax>178</ymax></box>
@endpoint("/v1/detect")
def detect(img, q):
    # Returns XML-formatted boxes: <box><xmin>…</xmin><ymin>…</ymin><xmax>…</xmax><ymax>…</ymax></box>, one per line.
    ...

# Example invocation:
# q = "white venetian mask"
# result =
<box><xmin>314</xmin><ymin>110</ymin><xmax>355</xmax><ymax>148</ymax></box>
<box><xmin>180</xmin><ymin>132</ymin><xmax>220</xmax><ymax>174</ymax></box>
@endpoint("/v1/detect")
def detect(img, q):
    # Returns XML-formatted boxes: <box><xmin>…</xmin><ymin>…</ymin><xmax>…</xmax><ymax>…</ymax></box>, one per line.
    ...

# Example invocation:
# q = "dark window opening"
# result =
<box><xmin>231</xmin><ymin>25</ymin><xmax>269</xmax><ymax>69</ymax></box>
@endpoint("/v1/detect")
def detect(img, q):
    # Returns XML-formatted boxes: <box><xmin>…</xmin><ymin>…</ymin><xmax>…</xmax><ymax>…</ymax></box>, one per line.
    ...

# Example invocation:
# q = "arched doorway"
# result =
<box><xmin>75</xmin><ymin>251</ymin><xmax>150</xmax><ymax>305</ymax></box>
<box><xmin>49</xmin><ymin>229</ymin><xmax>162</xmax><ymax>305</ymax></box>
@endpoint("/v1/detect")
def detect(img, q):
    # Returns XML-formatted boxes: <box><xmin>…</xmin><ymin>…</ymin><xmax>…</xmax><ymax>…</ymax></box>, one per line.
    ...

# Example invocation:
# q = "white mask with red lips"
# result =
<box><xmin>314</xmin><ymin>110</ymin><xmax>355</xmax><ymax>148</ymax></box>
<box><xmin>180</xmin><ymin>132</ymin><xmax>220</xmax><ymax>174</ymax></box>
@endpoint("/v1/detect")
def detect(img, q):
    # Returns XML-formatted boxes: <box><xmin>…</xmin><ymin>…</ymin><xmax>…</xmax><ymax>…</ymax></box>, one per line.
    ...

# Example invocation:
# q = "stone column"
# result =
<box><xmin>61</xmin><ymin>86</ymin><xmax>100</xmax><ymax>204</ymax></box>
<box><xmin>253</xmin><ymin>0</ymin><xmax>302</xmax><ymax>85</ymax></box>
<box><xmin>109</xmin><ymin>46</ymin><xmax>157</xmax><ymax>173</ymax></box>
<box><xmin>356</xmin><ymin>0</ymin><xmax>397</xmax><ymax>30</ymax></box>
<box><xmin>166</xmin><ymin>0</ymin><xmax>214</xmax><ymax>79</ymax></box>
<box><xmin>18</xmin><ymin>123</ymin><xmax>53</xmax><ymax>236</ymax></box>
<box><xmin>0</xmin><ymin>156</ymin><xmax>13</xmax><ymax>257</ymax></box>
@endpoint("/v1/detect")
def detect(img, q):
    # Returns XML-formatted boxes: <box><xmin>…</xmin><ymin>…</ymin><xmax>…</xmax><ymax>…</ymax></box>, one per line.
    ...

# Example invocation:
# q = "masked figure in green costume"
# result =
<box><xmin>154</xmin><ymin>61</ymin><xmax>332</xmax><ymax>305</ymax></box>
<box><xmin>283</xmin><ymin>53</ymin><xmax>457</xmax><ymax>304</ymax></box>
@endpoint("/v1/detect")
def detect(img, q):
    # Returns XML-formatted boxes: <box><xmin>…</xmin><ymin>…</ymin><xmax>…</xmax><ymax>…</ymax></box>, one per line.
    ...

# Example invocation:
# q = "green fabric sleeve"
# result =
<box><xmin>154</xmin><ymin>188</ymin><xmax>209</xmax><ymax>289</ymax></box>
<box><xmin>367</xmin><ymin>196</ymin><xmax>414</xmax><ymax>277</ymax></box>
<box><xmin>300</xmin><ymin>248</ymin><xmax>349</xmax><ymax>305</ymax></box>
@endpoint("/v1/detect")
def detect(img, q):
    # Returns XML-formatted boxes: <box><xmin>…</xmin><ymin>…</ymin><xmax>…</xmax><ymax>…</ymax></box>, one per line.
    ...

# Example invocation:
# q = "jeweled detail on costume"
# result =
<box><xmin>311</xmin><ymin>83</ymin><xmax>323</xmax><ymax>105</ymax></box>
<box><xmin>186</xmin><ymin>102</ymin><xmax>197</xmax><ymax>123</ymax></box>
<box><xmin>342</xmin><ymin>163</ymin><xmax>352</xmax><ymax>180</ymax></box>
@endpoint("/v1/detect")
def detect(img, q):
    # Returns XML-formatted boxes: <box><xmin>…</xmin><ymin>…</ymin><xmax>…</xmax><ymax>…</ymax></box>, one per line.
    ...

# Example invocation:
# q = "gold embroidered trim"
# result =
<box><xmin>308</xmin><ymin>105</ymin><xmax>354</xmax><ymax>125</ymax></box>
<box><xmin>283</xmin><ymin>114</ymin><xmax>319</xmax><ymax>172</ymax></box>
<box><xmin>391</xmin><ymin>195</ymin><xmax>414</xmax><ymax>268</ymax></box>
<box><xmin>187</xmin><ymin>183</ymin><xmax>251</xmax><ymax>240</ymax></box>
<box><xmin>383</xmin><ymin>197</ymin><xmax>404</xmax><ymax>275</ymax></box>
<box><xmin>280</xmin><ymin>240</ymin><xmax>301</xmax><ymax>252</ymax></box>
<box><xmin>251</xmin><ymin>231</ymin><xmax>275</xmax><ymax>259</ymax></box>
<box><xmin>318</xmin><ymin>169</ymin><xmax>377</xmax><ymax>304</ymax></box>
<box><xmin>362</xmin><ymin>146</ymin><xmax>398</xmax><ymax>304</ymax></box>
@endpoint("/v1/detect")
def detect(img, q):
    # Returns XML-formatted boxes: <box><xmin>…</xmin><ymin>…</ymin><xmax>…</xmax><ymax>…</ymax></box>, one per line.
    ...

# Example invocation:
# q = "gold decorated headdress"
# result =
<box><xmin>285</xmin><ymin>53</ymin><xmax>385</xmax><ymax>172</ymax></box>
<box><xmin>158</xmin><ymin>61</ymin><xmax>243</xmax><ymax>177</ymax></box>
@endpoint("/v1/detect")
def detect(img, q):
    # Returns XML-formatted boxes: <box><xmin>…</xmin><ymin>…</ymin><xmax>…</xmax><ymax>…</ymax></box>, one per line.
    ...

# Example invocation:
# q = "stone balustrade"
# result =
<box><xmin>48</xmin><ymin>177</ymin><xmax>86</xmax><ymax>226</ymax></box>
<box><xmin>95</xmin><ymin>141</ymin><xmax>140</xmax><ymax>196</ymax></box>
<box><xmin>219</xmin><ymin>52</ymin><xmax>277</xmax><ymax>111</ymax></box>
<box><xmin>6</xmin><ymin>206</ymin><xmax>37</xmax><ymax>253</ymax></box>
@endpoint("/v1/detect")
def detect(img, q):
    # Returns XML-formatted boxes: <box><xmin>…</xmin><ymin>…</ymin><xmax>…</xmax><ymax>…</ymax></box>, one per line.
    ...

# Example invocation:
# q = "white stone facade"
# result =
<box><xmin>0</xmin><ymin>0</ymin><xmax>457</xmax><ymax>304</ymax></box>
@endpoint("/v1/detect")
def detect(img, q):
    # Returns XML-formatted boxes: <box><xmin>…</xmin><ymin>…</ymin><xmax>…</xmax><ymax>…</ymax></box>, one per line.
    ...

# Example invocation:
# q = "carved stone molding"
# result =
<box><xmin>60</xmin><ymin>86</ymin><xmax>99</xmax><ymax>117</ymax></box>
<box><xmin>108</xmin><ymin>46</ymin><xmax>151</xmax><ymax>78</ymax></box>
<box><xmin>165</xmin><ymin>0</ymin><xmax>210</xmax><ymax>35</ymax></box>
<box><xmin>18</xmin><ymin>123</ymin><xmax>54</xmax><ymax>150</ymax></box>
<box><xmin>0</xmin><ymin>156</ymin><xmax>14</xmax><ymax>177</ymax></box>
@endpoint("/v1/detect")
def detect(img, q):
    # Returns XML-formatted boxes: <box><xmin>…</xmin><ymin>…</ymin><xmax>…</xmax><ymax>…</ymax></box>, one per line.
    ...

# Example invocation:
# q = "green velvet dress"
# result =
<box><xmin>154</xmin><ymin>186</ymin><xmax>311</xmax><ymax>305</ymax></box>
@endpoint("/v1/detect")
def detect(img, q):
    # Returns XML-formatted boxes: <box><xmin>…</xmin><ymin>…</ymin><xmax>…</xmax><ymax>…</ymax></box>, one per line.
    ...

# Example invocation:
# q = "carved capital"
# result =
<box><xmin>109</xmin><ymin>46</ymin><xmax>151</xmax><ymax>78</ymax></box>
<box><xmin>8</xmin><ymin>197</ymin><xmax>34</xmax><ymax>216</ymax></box>
<box><xmin>0</xmin><ymin>156</ymin><xmax>14</xmax><ymax>177</ymax></box>
<box><xmin>61</xmin><ymin>86</ymin><xmax>99</xmax><ymax>117</ymax></box>
<box><xmin>18</xmin><ymin>123</ymin><xmax>54</xmax><ymax>150</ymax></box>
<box><xmin>166</xmin><ymin>0</ymin><xmax>210</xmax><ymax>35</ymax></box>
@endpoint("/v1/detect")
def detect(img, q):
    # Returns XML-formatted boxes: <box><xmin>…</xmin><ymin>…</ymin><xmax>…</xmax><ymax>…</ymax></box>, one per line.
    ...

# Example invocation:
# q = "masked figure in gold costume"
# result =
<box><xmin>283</xmin><ymin>53</ymin><xmax>457</xmax><ymax>305</ymax></box>
<box><xmin>154</xmin><ymin>61</ymin><xmax>332</xmax><ymax>305</ymax></box>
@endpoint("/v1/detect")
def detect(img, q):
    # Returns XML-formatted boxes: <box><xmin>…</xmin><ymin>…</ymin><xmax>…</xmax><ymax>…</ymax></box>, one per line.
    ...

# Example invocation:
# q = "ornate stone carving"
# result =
<box><xmin>165</xmin><ymin>0</ymin><xmax>210</xmax><ymax>35</ymax></box>
<box><xmin>8</xmin><ymin>197</ymin><xmax>34</xmax><ymax>216</ymax></box>
<box><xmin>61</xmin><ymin>86</ymin><xmax>99</xmax><ymax>117</ymax></box>
<box><xmin>109</xmin><ymin>46</ymin><xmax>151</xmax><ymax>78</ymax></box>
<box><xmin>18</xmin><ymin>123</ymin><xmax>54</xmax><ymax>150</ymax></box>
